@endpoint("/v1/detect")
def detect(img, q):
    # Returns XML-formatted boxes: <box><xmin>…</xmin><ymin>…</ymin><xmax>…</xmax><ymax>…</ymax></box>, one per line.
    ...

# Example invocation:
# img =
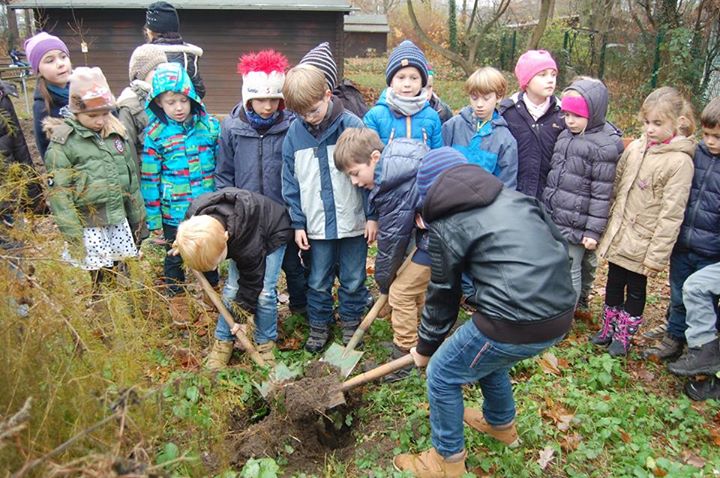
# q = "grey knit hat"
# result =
<box><xmin>300</xmin><ymin>42</ymin><xmax>338</xmax><ymax>91</ymax></box>
<box><xmin>386</xmin><ymin>40</ymin><xmax>429</xmax><ymax>87</ymax></box>
<box><xmin>128</xmin><ymin>44</ymin><xmax>167</xmax><ymax>82</ymax></box>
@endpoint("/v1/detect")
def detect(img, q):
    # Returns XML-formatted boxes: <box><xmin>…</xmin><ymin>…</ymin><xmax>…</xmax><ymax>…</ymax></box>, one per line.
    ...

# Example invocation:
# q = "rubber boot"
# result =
<box><xmin>590</xmin><ymin>305</ymin><xmax>620</xmax><ymax>346</ymax></box>
<box><xmin>608</xmin><ymin>311</ymin><xmax>643</xmax><ymax>357</ymax></box>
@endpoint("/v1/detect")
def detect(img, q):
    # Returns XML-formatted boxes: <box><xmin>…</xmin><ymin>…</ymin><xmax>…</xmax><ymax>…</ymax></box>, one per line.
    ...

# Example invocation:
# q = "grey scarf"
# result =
<box><xmin>385</xmin><ymin>87</ymin><xmax>428</xmax><ymax>117</ymax></box>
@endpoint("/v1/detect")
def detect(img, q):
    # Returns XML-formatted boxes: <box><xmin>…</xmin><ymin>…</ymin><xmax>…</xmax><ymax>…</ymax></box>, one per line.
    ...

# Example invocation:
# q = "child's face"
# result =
<box><xmin>525</xmin><ymin>68</ymin><xmax>557</xmax><ymax>100</ymax></box>
<box><xmin>299</xmin><ymin>90</ymin><xmax>332</xmax><ymax>126</ymax></box>
<box><xmin>390</xmin><ymin>66</ymin><xmax>423</xmax><ymax>98</ymax></box>
<box><xmin>250</xmin><ymin>98</ymin><xmax>281</xmax><ymax>119</ymax></box>
<box><xmin>345</xmin><ymin>151</ymin><xmax>381</xmax><ymax>190</ymax></box>
<box><xmin>76</xmin><ymin>110</ymin><xmax>111</xmax><ymax>132</ymax></box>
<box><xmin>563</xmin><ymin>111</ymin><xmax>588</xmax><ymax>134</ymax></box>
<box><xmin>157</xmin><ymin>91</ymin><xmax>191</xmax><ymax>123</ymax></box>
<box><xmin>643</xmin><ymin>110</ymin><xmax>675</xmax><ymax>144</ymax></box>
<box><xmin>38</xmin><ymin>50</ymin><xmax>71</xmax><ymax>86</ymax></box>
<box><xmin>702</xmin><ymin>125</ymin><xmax>720</xmax><ymax>155</ymax></box>
<box><xmin>470</xmin><ymin>92</ymin><xmax>498</xmax><ymax>121</ymax></box>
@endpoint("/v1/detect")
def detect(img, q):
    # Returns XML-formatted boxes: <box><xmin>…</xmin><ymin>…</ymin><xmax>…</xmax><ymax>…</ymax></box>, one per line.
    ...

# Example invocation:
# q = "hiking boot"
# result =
<box><xmin>642</xmin><ymin>334</ymin><xmax>685</xmax><ymax>361</ymax></box>
<box><xmin>668</xmin><ymin>338</ymin><xmax>720</xmax><ymax>376</ymax></box>
<box><xmin>590</xmin><ymin>305</ymin><xmax>620</xmax><ymax>346</ymax></box>
<box><xmin>305</xmin><ymin>324</ymin><xmax>330</xmax><ymax>353</ymax></box>
<box><xmin>256</xmin><ymin>341</ymin><xmax>277</xmax><ymax>367</ymax></box>
<box><xmin>684</xmin><ymin>376</ymin><xmax>720</xmax><ymax>401</ymax></box>
<box><xmin>205</xmin><ymin>339</ymin><xmax>234</xmax><ymax>371</ymax></box>
<box><xmin>608</xmin><ymin>311</ymin><xmax>643</xmax><ymax>357</ymax></box>
<box><xmin>642</xmin><ymin>323</ymin><xmax>667</xmax><ymax>340</ymax></box>
<box><xmin>393</xmin><ymin>447</ymin><xmax>467</xmax><ymax>478</ymax></box>
<box><xmin>383</xmin><ymin>344</ymin><xmax>413</xmax><ymax>383</ymax></box>
<box><xmin>341</xmin><ymin>319</ymin><xmax>361</xmax><ymax>346</ymax></box>
<box><xmin>463</xmin><ymin>408</ymin><xmax>520</xmax><ymax>447</ymax></box>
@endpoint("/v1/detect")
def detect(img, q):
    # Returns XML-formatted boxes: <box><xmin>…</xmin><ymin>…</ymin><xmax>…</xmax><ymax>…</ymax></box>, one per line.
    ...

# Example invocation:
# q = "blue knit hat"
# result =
<box><xmin>386</xmin><ymin>40</ymin><xmax>429</xmax><ymax>87</ymax></box>
<box><xmin>416</xmin><ymin>147</ymin><xmax>467</xmax><ymax>202</ymax></box>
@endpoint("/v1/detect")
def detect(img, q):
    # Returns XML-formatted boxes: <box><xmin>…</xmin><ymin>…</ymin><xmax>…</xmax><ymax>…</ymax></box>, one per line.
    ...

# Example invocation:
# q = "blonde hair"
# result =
<box><xmin>334</xmin><ymin>128</ymin><xmax>384</xmax><ymax>171</ymax></box>
<box><xmin>465</xmin><ymin>67</ymin><xmax>507</xmax><ymax>98</ymax></box>
<box><xmin>640</xmin><ymin>86</ymin><xmax>695</xmax><ymax>137</ymax></box>
<box><xmin>174</xmin><ymin>215</ymin><xmax>227</xmax><ymax>272</ymax></box>
<box><xmin>701</xmin><ymin>97</ymin><xmax>720</xmax><ymax>129</ymax></box>
<box><xmin>678</xmin><ymin>99</ymin><xmax>696</xmax><ymax>137</ymax></box>
<box><xmin>282</xmin><ymin>64</ymin><xmax>329</xmax><ymax>113</ymax></box>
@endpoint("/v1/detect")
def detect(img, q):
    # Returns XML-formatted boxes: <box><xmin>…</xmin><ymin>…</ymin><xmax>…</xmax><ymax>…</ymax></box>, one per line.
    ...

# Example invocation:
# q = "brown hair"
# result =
<box><xmin>36</xmin><ymin>76</ymin><xmax>55</xmax><ymax>114</ymax></box>
<box><xmin>640</xmin><ymin>86</ymin><xmax>695</xmax><ymax>136</ymax></box>
<box><xmin>465</xmin><ymin>67</ymin><xmax>507</xmax><ymax>98</ymax></box>
<box><xmin>334</xmin><ymin>128</ymin><xmax>384</xmax><ymax>172</ymax></box>
<box><xmin>282</xmin><ymin>64</ymin><xmax>329</xmax><ymax>113</ymax></box>
<box><xmin>174</xmin><ymin>215</ymin><xmax>228</xmax><ymax>272</ymax></box>
<box><xmin>700</xmin><ymin>97</ymin><xmax>720</xmax><ymax>129</ymax></box>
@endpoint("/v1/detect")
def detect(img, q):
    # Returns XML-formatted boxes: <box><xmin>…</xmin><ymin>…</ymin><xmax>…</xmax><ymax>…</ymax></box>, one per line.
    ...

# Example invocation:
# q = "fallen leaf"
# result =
<box><xmin>537</xmin><ymin>352</ymin><xmax>562</xmax><ymax>375</ymax></box>
<box><xmin>619</xmin><ymin>428</ymin><xmax>631</xmax><ymax>443</ymax></box>
<box><xmin>542</xmin><ymin>403</ymin><xmax>575</xmax><ymax>431</ymax></box>
<box><xmin>559</xmin><ymin>432</ymin><xmax>582</xmax><ymax>452</ymax></box>
<box><xmin>537</xmin><ymin>446</ymin><xmax>555</xmax><ymax>469</ymax></box>
<box><xmin>681</xmin><ymin>450</ymin><xmax>705</xmax><ymax>468</ymax></box>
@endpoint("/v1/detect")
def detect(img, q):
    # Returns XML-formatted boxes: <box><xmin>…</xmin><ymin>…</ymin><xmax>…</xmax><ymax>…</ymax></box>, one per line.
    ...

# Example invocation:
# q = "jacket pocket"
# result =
<box><xmin>615</xmin><ymin>221</ymin><xmax>652</xmax><ymax>261</ymax></box>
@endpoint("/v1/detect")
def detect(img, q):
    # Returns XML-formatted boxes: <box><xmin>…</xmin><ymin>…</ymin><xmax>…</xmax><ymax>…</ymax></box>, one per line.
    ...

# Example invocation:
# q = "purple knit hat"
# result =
<box><xmin>24</xmin><ymin>32</ymin><xmax>70</xmax><ymax>74</ymax></box>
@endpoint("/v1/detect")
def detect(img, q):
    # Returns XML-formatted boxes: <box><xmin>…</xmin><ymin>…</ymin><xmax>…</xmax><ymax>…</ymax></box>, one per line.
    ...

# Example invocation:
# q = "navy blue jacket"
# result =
<box><xmin>33</xmin><ymin>83</ymin><xmax>68</xmax><ymax>158</ymax></box>
<box><xmin>675</xmin><ymin>142</ymin><xmax>720</xmax><ymax>258</ymax></box>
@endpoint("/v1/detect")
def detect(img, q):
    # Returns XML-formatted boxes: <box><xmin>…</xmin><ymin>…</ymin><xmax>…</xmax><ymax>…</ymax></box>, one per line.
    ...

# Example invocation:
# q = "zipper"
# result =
<box><xmin>258</xmin><ymin>135</ymin><xmax>264</xmax><ymax>195</ymax></box>
<box><xmin>405</xmin><ymin>116</ymin><xmax>411</xmax><ymax>138</ymax></box>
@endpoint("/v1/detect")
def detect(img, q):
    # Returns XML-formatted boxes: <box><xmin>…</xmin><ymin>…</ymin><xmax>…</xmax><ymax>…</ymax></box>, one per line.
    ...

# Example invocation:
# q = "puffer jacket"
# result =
<box><xmin>186</xmin><ymin>188</ymin><xmax>292</xmax><ymax>312</ymax></box>
<box><xmin>416</xmin><ymin>164</ymin><xmax>575</xmax><ymax>356</ymax></box>
<box><xmin>542</xmin><ymin>80</ymin><xmax>623</xmax><ymax>244</ymax></box>
<box><xmin>215</xmin><ymin>103</ymin><xmax>293</xmax><ymax>205</ymax></box>
<box><xmin>598</xmin><ymin>136</ymin><xmax>695</xmax><ymax>276</ymax></box>
<box><xmin>499</xmin><ymin>92</ymin><xmax>564</xmax><ymax>199</ymax></box>
<box><xmin>429</xmin><ymin>94</ymin><xmax>453</xmax><ymax>124</ymax></box>
<box><xmin>33</xmin><ymin>81</ymin><xmax>69</xmax><ymax>158</ymax></box>
<box><xmin>369</xmin><ymin>138</ymin><xmax>429</xmax><ymax>294</ymax></box>
<box><xmin>43</xmin><ymin>115</ymin><xmax>145</xmax><ymax>243</ymax></box>
<box><xmin>442</xmin><ymin>107</ymin><xmax>518</xmax><ymax>189</ymax></box>
<box><xmin>363</xmin><ymin>88</ymin><xmax>443</xmax><ymax>148</ymax></box>
<box><xmin>674</xmin><ymin>142</ymin><xmax>720</xmax><ymax>258</ymax></box>
<box><xmin>151</xmin><ymin>38</ymin><xmax>205</xmax><ymax>99</ymax></box>
<box><xmin>117</xmin><ymin>80</ymin><xmax>153</xmax><ymax>169</ymax></box>
<box><xmin>141</xmin><ymin>63</ymin><xmax>220</xmax><ymax>231</ymax></box>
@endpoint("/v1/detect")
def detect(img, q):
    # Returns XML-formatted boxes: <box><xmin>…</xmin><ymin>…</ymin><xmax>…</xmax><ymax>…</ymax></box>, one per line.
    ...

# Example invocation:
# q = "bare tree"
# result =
<box><xmin>2</xmin><ymin>1</ymin><xmax>21</xmax><ymax>46</ymax></box>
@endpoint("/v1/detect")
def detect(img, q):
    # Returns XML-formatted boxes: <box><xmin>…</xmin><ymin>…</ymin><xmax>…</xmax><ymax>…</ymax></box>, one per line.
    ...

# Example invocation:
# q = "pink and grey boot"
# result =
<box><xmin>590</xmin><ymin>305</ymin><xmax>620</xmax><ymax>346</ymax></box>
<box><xmin>608</xmin><ymin>310</ymin><xmax>643</xmax><ymax>357</ymax></box>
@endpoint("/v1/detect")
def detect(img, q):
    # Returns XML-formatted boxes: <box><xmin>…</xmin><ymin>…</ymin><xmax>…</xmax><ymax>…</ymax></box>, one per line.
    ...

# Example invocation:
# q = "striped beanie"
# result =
<box><xmin>416</xmin><ymin>147</ymin><xmax>467</xmax><ymax>202</ymax></box>
<box><xmin>386</xmin><ymin>40</ymin><xmax>429</xmax><ymax>87</ymax></box>
<box><xmin>300</xmin><ymin>42</ymin><xmax>338</xmax><ymax>91</ymax></box>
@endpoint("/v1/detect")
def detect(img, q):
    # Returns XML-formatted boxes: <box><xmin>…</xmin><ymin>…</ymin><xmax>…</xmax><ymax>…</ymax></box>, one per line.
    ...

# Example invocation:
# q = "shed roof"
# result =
<box><xmin>9</xmin><ymin>0</ymin><xmax>351</xmax><ymax>11</ymax></box>
<box><xmin>344</xmin><ymin>14</ymin><xmax>389</xmax><ymax>33</ymax></box>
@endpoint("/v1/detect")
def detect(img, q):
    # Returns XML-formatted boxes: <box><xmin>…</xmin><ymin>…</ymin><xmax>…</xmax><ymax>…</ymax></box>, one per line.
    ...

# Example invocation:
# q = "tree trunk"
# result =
<box><xmin>23</xmin><ymin>9</ymin><xmax>33</xmax><ymax>37</ymax></box>
<box><xmin>527</xmin><ymin>0</ymin><xmax>553</xmax><ymax>50</ymax></box>
<box><xmin>2</xmin><ymin>2</ymin><xmax>20</xmax><ymax>46</ymax></box>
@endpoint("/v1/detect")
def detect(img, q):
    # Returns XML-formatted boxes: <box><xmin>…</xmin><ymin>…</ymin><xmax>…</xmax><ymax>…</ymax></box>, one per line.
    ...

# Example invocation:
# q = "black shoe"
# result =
<box><xmin>668</xmin><ymin>338</ymin><xmax>720</xmax><ymax>376</ymax></box>
<box><xmin>642</xmin><ymin>334</ymin><xmax>685</xmax><ymax>361</ymax></box>
<box><xmin>684</xmin><ymin>377</ymin><xmax>720</xmax><ymax>401</ymax></box>
<box><xmin>304</xmin><ymin>324</ymin><xmax>330</xmax><ymax>353</ymax></box>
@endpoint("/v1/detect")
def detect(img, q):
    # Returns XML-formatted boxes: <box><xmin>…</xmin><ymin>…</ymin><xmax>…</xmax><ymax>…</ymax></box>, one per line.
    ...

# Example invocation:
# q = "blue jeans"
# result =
<box><xmin>217</xmin><ymin>245</ymin><xmax>286</xmax><ymax>344</ymax></box>
<box><xmin>163</xmin><ymin>223</ymin><xmax>218</xmax><ymax>296</ymax></box>
<box><xmin>426</xmin><ymin>320</ymin><xmax>560</xmax><ymax>457</ymax></box>
<box><xmin>668</xmin><ymin>250</ymin><xmax>719</xmax><ymax>340</ymax></box>
<box><xmin>307</xmin><ymin>236</ymin><xmax>368</xmax><ymax>326</ymax></box>
<box><xmin>460</xmin><ymin>273</ymin><xmax>475</xmax><ymax>299</ymax></box>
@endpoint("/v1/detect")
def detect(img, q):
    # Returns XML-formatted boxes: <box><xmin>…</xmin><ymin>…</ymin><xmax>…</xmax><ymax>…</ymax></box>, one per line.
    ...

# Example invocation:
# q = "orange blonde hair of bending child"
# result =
<box><xmin>174</xmin><ymin>215</ymin><xmax>228</xmax><ymax>272</ymax></box>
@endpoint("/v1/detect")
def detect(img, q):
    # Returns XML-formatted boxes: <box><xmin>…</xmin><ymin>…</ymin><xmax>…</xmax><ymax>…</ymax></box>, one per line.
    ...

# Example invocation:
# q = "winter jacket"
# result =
<box><xmin>215</xmin><ymin>103</ymin><xmax>293</xmax><ymax>205</ymax></box>
<box><xmin>542</xmin><ymin>80</ymin><xmax>623</xmax><ymax>244</ymax></box>
<box><xmin>117</xmin><ymin>80</ymin><xmax>153</xmax><ymax>169</ymax></box>
<box><xmin>429</xmin><ymin>94</ymin><xmax>453</xmax><ymax>124</ymax></box>
<box><xmin>151</xmin><ymin>37</ymin><xmax>206</xmax><ymax>99</ymax></box>
<box><xmin>499</xmin><ymin>92</ymin><xmax>564</xmax><ymax>199</ymax></box>
<box><xmin>363</xmin><ymin>89</ymin><xmax>443</xmax><ymax>148</ymax></box>
<box><xmin>33</xmin><ymin>81</ymin><xmax>68</xmax><ymax>158</ymax></box>
<box><xmin>333</xmin><ymin>79</ymin><xmax>369</xmax><ymax>118</ymax></box>
<box><xmin>369</xmin><ymin>138</ymin><xmax>429</xmax><ymax>294</ymax></box>
<box><xmin>186</xmin><ymin>188</ymin><xmax>292</xmax><ymax>312</ymax></box>
<box><xmin>442</xmin><ymin>107</ymin><xmax>518</xmax><ymax>189</ymax></box>
<box><xmin>416</xmin><ymin>164</ymin><xmax>575</xmax><ymax>356</ymax></box>
<box><xmin>43</xmin><ymin>115</ymin><xmax>145</xmax><ymax>244</ymax></box>
<box><xmin>141</xmin><ymin>63</ymin><xmax>220</xmax><ymax>231</ymax></box>
<box><xmin>598</xmin><ymin>136</ymin><xmax>695</xmax><ymax>276</ymax></box>
<box><xmin>674</xmin><ymin>142</ymin><xmax>720</xmax><ymax>258</ymax></box>
<box><xmin>282</xmin><ymin>97</ymin><xmax>370</xmax><ymax>240</ymax></box>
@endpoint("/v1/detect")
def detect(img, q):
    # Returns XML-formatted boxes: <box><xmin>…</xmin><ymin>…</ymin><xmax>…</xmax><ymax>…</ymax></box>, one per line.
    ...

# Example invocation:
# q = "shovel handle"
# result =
<box><xmin>340</xmin><ymin>353</ymin><xmax>415</xmax><ymax>392</ymax></box>
<box><xmin>343</xmin><ymin>294</ymin><xmax>388</xmax><ymax>353</ymax></box>
<box><xmin>191</xmin><ymin>270</ymin><xmax>266</xmax><ymax>367</ymax></box>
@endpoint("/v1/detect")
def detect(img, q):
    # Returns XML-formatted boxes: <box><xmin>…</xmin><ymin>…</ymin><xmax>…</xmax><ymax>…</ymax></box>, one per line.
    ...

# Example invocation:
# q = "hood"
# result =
<box><xmin>563</xmin><ymin>79</ymin><xmax>608</xmax><ymax>131</ymax></box>
<box><xmin>603</xmin><ymin>120</ymin><xmax>624</xmax><ymax>155</ymax></box>
<box><xmin>42</xmin><ymin>115</ymin><xmax>127</xmax><ymax>140</ymax></box>
<box><xmin>422</xmin><ymin>163</ymin><xmax>503</xmax><ymax>222</ymax></box>
<box><xmin>638</xmin><ymin>134</ymin><xmax>696</xmax><ymax>157</ymax></box>
<box><xmin>372</xmin><ymin>138</ymin><xmax>427</xmax><ymax>196</ymax></box>
<box><xmin>147</xmin><ymin>62</ymin><xmax>204</xmax><ymax>123</ymax></box>
<box><xmin>152</xmin><ymin>38</ymin><xmax>204</xmax><ymax>57</ymax></box>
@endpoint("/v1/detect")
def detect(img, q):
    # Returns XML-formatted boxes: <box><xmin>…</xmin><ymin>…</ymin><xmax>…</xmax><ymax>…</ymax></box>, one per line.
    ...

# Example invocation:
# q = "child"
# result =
<box><xmin>363</xmin><ymin>40</ymin><xmax>442</xmax><ymax>148</ymax></box>
<box><xmin>43</xmin><ymin>67</ymin><xmax>145</xmax><ymax>283</ymax></box>
<box><xmin>334</xmin><ymin>128</ymin><xmax>429</xmax><ymax>381</ymax></box>
<box><xmin>442</xmin><ymin>66</ymin><xmax>518</xmax><ymax>189</ymax></box>
<box><xmin>542</xmin><ymin>78</ymin><xmax>621</xmax><ymax>302</ymax></box>
<box><xmin>141</xmin><ymin>62</ymin><xmax>220</xmax><ymax>306</ymax></box>
<box><xmin>173</xmin><ymin>188</ymin><xmax>293</xmax><ymax>369</ymax></box>
<box><xmin>25</xmin><ymin>32</ymin><xmax>72</xmax><ymax>158</ymax></box>
<box><xmin>594</xmin><ymin>86</ymin><xmax>695</xmax><ymax>357</ymax></box>
<box><xmin>426</xmin><ymin>64</ymin><xmax>453</xmax><ymax>124</ymax></box>
<box><xmin>281</xmin><ymin>62</ymin><xmax>377</xmax><ymax>353</ymax></box>
<box><xmin>643</xmin><ymin>97</ymin><xmax>720</xmax><ymax>362</ymax></box>
<box><xmin>214</xmin><ymin>49</ymin><xmax>307</xmax><ymax>322</ymax></box>
<box><xmin>499</xmin><ymin>50</ymin><xmax>563</xmax><ymax>199</ymax></box>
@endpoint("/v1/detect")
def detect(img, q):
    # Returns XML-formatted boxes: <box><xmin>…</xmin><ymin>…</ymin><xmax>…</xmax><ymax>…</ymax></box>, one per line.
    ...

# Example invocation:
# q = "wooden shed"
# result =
<box><xmin>9</xmin><ymin>0</ymin><xmax>352</xmax><ymax>114</ymax></box>
<box><xmin>343</xmin><ymin>14</ymin><xmax>388</xmax><ymax>58</ymax></box>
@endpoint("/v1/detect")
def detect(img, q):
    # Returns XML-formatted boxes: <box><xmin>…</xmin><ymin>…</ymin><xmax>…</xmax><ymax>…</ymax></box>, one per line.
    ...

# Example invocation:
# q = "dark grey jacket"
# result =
<box><xmin>417</xmin><ymin>164</ymin><xmax>575</xmax><ymax>355</ymax></box>
<box><xmin>542</xmin><ymin>80</ymin><xmax>623</xmax><ymax>244</ymax></box>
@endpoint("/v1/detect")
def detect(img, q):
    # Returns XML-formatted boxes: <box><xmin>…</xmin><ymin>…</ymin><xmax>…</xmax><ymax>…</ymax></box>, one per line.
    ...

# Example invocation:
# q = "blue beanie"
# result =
<box><xmin>386</xmin><ymin>40</ymin><xmax>429</xmax><ymax>87</ymax></box>
<box><xmin>416</xmin><ymin>147</ymin><xmax>467</xmax><ymax>202</ymax></box>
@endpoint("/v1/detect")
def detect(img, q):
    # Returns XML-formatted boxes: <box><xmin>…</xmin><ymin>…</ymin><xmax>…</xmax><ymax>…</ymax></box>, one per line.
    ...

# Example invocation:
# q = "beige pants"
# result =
<box><xmin>388</xmin><ymin>260</ymin><xmax>431</xmax><ymax>350</ymax></box>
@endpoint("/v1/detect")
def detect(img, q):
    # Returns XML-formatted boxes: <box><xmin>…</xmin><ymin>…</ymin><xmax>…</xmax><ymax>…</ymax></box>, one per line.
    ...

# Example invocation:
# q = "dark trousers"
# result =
<box><xmin>162</xmin><ymin>223</ymin><xmax>218</xmax><ymax>296</ymax></box>
<box><xmin>605</xmin><ymin>262</ymin><xmax>648</xmax><ymax>317</ymax></box>
<box><xmin>282</xmin><ymin>239</ymin><xmax>308</xmax><ymax>310</ymax></box>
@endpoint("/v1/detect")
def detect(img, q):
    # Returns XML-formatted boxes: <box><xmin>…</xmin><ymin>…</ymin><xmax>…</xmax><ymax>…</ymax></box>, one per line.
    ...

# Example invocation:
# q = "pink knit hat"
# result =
<box><xmin>24</xmin><ymin>32</ymin><xmax>69</xmax><ymax>74</ymax></box>
<box><xmin>561</xmin><ymin>95</ymin><xmax>589</xmax><ymax>119</ymax></box>
<box><xmin>514</xmin><ymin>50</ymin><xmax>557</xmax><ymax>90</ymax></box>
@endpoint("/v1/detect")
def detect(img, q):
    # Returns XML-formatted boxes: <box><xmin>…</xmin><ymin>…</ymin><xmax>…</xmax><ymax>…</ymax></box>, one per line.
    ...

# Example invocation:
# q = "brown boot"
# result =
<box><xmin>463</xmin><ymin>408</ymin><xmax>520</xmax><ymax>447</ymax></box>
<box><xmin>205</xmin><ymin>339</ymin><xmax>234</xmax><ymax>371</ymax></box>
<box><xmin>256</xmin><ymin>341</ymin><xmax>276</xmax><ymax>367</ymax></box>
<box><xmin>393</xmin><ymin>448</ymin><xmax>466</xmax><ymax>478</ymax></box>
<box><xmin>169</xmin><ymin>296</ymin><xmax>191</xmax><ymax>326</ymax></box>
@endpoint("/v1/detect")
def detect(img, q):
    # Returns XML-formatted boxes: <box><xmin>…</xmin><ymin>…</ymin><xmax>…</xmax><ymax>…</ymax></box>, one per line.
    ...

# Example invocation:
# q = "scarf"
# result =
<box><xmin>385</xmin><ymin>87</ymin><xmax>428</xmax><ymax>117</ymax></box>
<box><xmin>47</xmin><ymin>82</ymin><xmax>70</xmax><ymax>104</ymax></box>
<box><xmin>245</xmin><ymin>107</ymin><xmax>280</xmax><ymax>132</ymax></box>
<box><xmin>523</xmin><ymin>94</ymin><xmax>551</xmax><ymax>121</ymax></box>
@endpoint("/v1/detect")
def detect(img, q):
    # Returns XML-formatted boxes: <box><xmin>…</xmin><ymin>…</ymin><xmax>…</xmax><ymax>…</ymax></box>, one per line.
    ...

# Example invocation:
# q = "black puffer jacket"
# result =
<box><xmin>542</xmin><ymin>80</ymin><xmax>623</xmax><ymax>244</ymax></box>
<box><xmin>417</xmin><ymin>164</ymin><xmax>576</xmax><ymax>356</ymax></box>
<box><xmin>186</xmin><ymin>188</ymin><xmax>292</xmax><ymax>311</ymax></box>
<box><xmin>151</xmin><ymin>37</ymin><xmax>205</xmax><ymax>99</ymax></box>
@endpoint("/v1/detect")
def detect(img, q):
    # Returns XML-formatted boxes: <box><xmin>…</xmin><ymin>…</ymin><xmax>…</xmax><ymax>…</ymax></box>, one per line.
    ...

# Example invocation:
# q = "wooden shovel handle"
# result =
<box><xmin>340</xmin><ymin>354</ymin><xmax>415</xmax><ymax>392</ymax></box>
<box><xmin>343</xmin><ymin>294</ymin><xmax>388</xmax><ymax>353</ymax></box>
<box><xmin>191</xmin><ymin>269</ymin><xmax>266</xmax><ymax>367</ymax></box>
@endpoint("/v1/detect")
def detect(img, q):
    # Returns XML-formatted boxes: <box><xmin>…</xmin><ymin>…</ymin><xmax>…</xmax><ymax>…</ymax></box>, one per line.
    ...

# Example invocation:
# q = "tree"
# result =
<box><xmin>1</xmin><ymin>1</ymin><xmax>20</xmax><ymax>47</ymax></box>
<box><xmin>526</xmin><ymin>0</ymin><xmax>554</xmax><ymax>50</ymax></box>
<box><xmin>448</xmin><ymin>0</ymin><xmax>458</xmax><ymax>51</ymax></box>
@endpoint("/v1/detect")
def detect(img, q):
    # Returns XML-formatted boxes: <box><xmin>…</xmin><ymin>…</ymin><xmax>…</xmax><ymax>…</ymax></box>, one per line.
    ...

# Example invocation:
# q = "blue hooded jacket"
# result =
<box><xmin>363</xmin><ymin>88</ymin><xmax>442</xmax><ymax>148</ymax></box>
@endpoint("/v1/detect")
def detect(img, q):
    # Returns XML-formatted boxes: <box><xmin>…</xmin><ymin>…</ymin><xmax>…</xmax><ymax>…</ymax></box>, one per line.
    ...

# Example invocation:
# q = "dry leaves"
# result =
<box><xmin>681</xmin><ymin>450</ymin><xmax>706</xmax><ymax>468</ymax></box>
<box><xmin>537</xmin><ymin>446</ymin><xmax>555</xmax><ymax>469</ymax></box>
<box><xmin>536</xmin><ymin>352</ymin><xmax>569</xmax><ymax>375</ymax></box>
<box><xmin>543</xmin><ymin>397</ymin><xmax>575</xmax><ymax>431</ymax></box>
<box><xmin>559</xmin><ymin>432</ymin><xmax>583</xmax><ymax>452</ymax></box>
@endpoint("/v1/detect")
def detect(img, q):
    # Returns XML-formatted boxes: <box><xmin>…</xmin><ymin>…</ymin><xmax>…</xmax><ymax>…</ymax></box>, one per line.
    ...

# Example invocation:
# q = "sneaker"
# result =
<box><xmin>341</xmin><ymin>318</ymin><xmax>361</xmax><ymax>346</ymax></box>
<box><xmin>642</xmin><ymin>323</ymin><xmax>667</xmax><ymax>340</ymax></box>
<box><xmin>305</xmin><ymin>324</ymin><xmax>330</xmax><ymax>353</ymax></box>
<box><xmin>393</xmin><ymin>447</ymin><xmax>467</xmax><ymax>478</ymax></box>
<box><xmin>590</xmin><ymin>305</ymin><xmax>620</xmax><ymax>346</ymax></box>
<box><xmin>608</xmin><ymin>311</ymin><xmax>643</xmax><ymax>357</ymax></box>
<box><xmin>256</xmin><ymin>340</ymin><xmax>277</xmax><ymax>367</ymax></box>
<box><xmin>463</xmin><ymin>408</ymin><xmax>520</xmax><ymax>447</ymax></box>
<box><xmin>205</xmin><ymin>339</ymin><xmax>234</xmax><ymax>370</ymax></box>
<box><xmin>642</xmin><ymin>334</ymin><xmax>685</xmax><ymax>361</ymax></box>
<box><xmin>383</xmin><ymin>344</ymin><xmax>413</xmax><ymax>383</ymax></box>
<box><xmin>684</xmin><ymin>376</ymin><xmax>720</xmax><ymax>401</ymax></box>
<box><xmin>668</xmin><ymin>338</ymin><xmax>720</xmax><ymax>376</ymax></box>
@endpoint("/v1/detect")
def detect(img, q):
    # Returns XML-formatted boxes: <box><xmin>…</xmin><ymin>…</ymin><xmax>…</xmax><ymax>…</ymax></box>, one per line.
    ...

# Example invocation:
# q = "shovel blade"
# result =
<box><xmin>255</xmin><ymin>362</ymin><xmax>302</xmax><ymax>398</ymax></box>
<box><xmin>320</xmin><ymin>342</ymin><xmax>363</xmax><ymax>379</ymax></box>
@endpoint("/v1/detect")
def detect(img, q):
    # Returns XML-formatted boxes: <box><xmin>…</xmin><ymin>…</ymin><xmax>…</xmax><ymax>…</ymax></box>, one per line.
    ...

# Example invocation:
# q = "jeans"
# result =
<box><xmin>282</xmin><ymin>239</ymin><xmax>308</xmax><ymax>311</ymax></box>
<box><xmin>426</xmin><ymin>320</ymin><xmax>560</xmax><ymax>457</ymax></box>
<box><xmin>605</xmin><ymin>262</ymin><xmax>647</xmax><ymax>317</ymax></box>
<box><xmin>217</xmin><ymin>245</ymin><xmax>286</xmax><ymax>344</ymax></box>
<box><xmin>163</xmin><ymin>223</ymin><xmax>218</xmax><ymax>296</ymax></box>
<box><xmin>667</xmin><ymin>250</ymin><xmax>719</xmax><ymax>340</ymax></box>
<box><xmin>307</xmin><ymin>235</ymin><xmax>367</xmax><ymax>326</ymax></box>
<box><xmin>682</xmin><ymin>261</ymin><xmax>720</xmax><ymax>347</ymax></box>
<box><xmin>568</xmin><ymin>243</ymin><xmax>586</xmax><ymax>303</ymax></box>
<box><xmin>460</xmin><ymin>273</ymin><xmax>475</xmax><ymax>299</ymax></box>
